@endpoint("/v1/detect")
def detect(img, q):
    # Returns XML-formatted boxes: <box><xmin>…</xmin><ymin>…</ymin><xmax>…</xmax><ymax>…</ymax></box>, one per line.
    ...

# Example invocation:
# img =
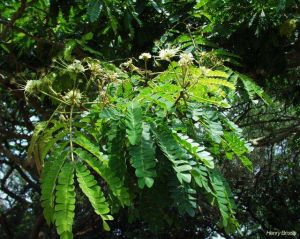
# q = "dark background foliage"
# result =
<box><xmin>0</xmin><ymin>0</ymin><xmax>299</xmax><ymax>238</ymax></box>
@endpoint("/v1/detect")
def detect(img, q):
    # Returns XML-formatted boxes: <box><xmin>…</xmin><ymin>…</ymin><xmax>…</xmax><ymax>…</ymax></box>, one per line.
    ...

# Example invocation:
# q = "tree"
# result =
<box><xmin>0</xmin><ymin>1</ymin><xmax>299</xmax><ymax>238</ymax></box>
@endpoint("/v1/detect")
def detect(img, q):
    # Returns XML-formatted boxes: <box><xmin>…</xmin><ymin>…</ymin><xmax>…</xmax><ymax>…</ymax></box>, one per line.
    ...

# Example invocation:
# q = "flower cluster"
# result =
<box><xmin>158</xmin><ymin>48</ymin><xmax>179</xmax><ymax>61</ymax></box>
<box><xmin>139</xmin><ymin>53</ymin><xmax>152</xmax><ymax>61</ymax></box>
<box><xmin>63</xmin><ymin>89</ymin><xmax>82</xmax><ymax>106</ymax></box>
<box><xmin>138</xmin><ymin>48</ymin><xmax>194</xmax><ymax>67</ymax></box>
<box><xmin>67</xmin><ymin>59</ymin><xmax>85</xmax><ymax>73</ymax></box>
<box><xmin>88</xmin><ymin>61</ymin><xmax>103</xmax><ymax>75</ymax></box>
<box><xmin>178</xmin><ymin>53</ymin><xmax>194</xmax><ymax>67</ymax></box>
<box><xmin>84</xmin><ymin>57</ymin><xmax>119</xmax><ymax>83</ymax></box>
<box><xmin>24</xmin><ymin>80</ymin><xmax>41</xmax><ymax>95</ymax></box>
<box><xmin>120</xmin><ymin>59</ymin><xmax>139</xmax><ymax>72</ymax></box>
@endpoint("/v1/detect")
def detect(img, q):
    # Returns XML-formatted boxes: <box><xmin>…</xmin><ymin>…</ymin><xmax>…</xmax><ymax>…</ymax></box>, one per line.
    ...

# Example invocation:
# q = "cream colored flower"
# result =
<box><xmin>178</xmin><ymin>52</ymin><xmax>194</xmax><ymax>67</ymax></box>
<box><xmin>199</xmin><ymin>66</ymin><xmax>210</xmax><ymax>76</ymax></box>
<box><xmin>121</xmin><ymin>59</ymin><xmax>133</xmax><ymax>68</ymax></box>
<box><xmin>139</xmin><ymin>53</ymin><xmax>152</xmax><ymax>61</ymax></box>
<box><xmin>24</xmin><ymin>80</ymin><xmax>41</xmax><ymax>95</ymax></box>
<box><xmin>120</xmin><ymin>59</ymin><xmax>139</xmax><ymax>72</ymax></box>
<box><xmin>67</xmin><ymin>59</ymin><xmax>85</xmax><ymax>73</ymax></box>
<box><xmin>64</xmin><ymin>89</ymin><xmax>82</xmax><ymax>106</ymax></box>
<box><xmin>89</xmin><ymin>62</ymin><xmax>103</xmax><ymax>75</ymax></box>
<box><xmin>158</xmin><ymin>48</ymin><xmax>179</xmax><ymax>61</ymax></box>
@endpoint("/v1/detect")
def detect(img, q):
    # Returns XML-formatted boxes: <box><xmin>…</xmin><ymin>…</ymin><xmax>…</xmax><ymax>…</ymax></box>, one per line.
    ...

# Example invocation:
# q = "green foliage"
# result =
<box><xmin>237</xmin><ymin>73</ymin><xmax>271</xmax><ymax>104</ymax></box>
<box><xmin>1</xmin><ymin>0</ymin><xmax>299</xmax><ymax>238</ymax></box>
<box><xmin>173</xmin><ymin>132</ymin><xmax>214</xmax><ymax>169</ymax></box>
<box><xmin>54</xmin><ymin>162</ymin><xmax>75</xmax><ymax>239</ymax></box>
<box><xmin>191</xmin><ymin>109</ymin><xmax>224</xmax><ymax>143</ymax></box>
<box><xmin>153</xmin><ymin>126</ymin><xmax>193</xmax><ymax>184</ymax></box>
<box><xmin>106</xmin><ymin>120</ymin><xmax>127</xmax><ymax>181</ymax></box>
<box><xmin>223</xmin><ymin>132</ymin><xmax>254</xmax><ymax>171</ymax></box>
<box><xmin>125</xmin><ymin>102</ymin><xmax>143</xmax><ymax>145</ymax></box>
<box><xmin>76</xmin><ymin>162</ymin><xmax>113</xmax><ymax>230</ymax></box>
<box><xmin>87</xmin><ymin>0</ymin><xmax>103</xmax><ymax>22</ymax></box>
<box><xmin>129</xmin><ymin>124</ymin><xmax>157</xmax><ymax>188</ymax></box>
<box><xmin>169</xmin><ymin>178</ymin><xmax>197</xmax><ymax>217</ymax></box>
<box><xmin>194</xmin><ymin>0</ymin><xmax>298</xmax><ymax>37</ymax></box>
<box><xmin>41</xmin><ymin>144</ymin><xmax>68</xmax><ymax>225</ymax></box>
<box><xmin>28</xmin><ymin>121</ymin><xmax>67</xmax><ymax>173</ymax></box>
<box><xmin>30</xmin><ymin>46</ymin><xmax>262</xmax><ymax>237</ymax></box>
<box><xmin>210</xmin><ymin>170</ymin><xmax>238</xmax><ymax>232</ymax></box>
<box><xmin>191</xmin><ymin>164</ymin><xmax>212</xmax><ymax>193</ymax></box>
<box><xmin>74</xmin><ymin>148</ymin><xmax>130</xmax><ymax>207</ymax></box>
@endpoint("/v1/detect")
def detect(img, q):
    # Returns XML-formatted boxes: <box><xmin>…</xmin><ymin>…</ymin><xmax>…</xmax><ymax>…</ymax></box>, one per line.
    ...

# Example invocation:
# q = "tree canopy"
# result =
<box><xmin>0</xmin><ymin>1</ymin><xmax>299</xmax><ymax>239</ymax></box>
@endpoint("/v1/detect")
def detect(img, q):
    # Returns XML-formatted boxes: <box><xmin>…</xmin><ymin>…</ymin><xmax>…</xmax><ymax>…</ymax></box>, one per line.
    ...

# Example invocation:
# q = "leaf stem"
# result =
<box><xmin>40</xmin><ymin>90</ymin><xmax>67</xmax><ymax>104</ymax></box>
<box><xmin>144</xmin><ymin>60</ymin><xmax>149</xmax><ymax>86</ymax></box>
<box><xmin>69</xmin><ymin>105</ymin><xmax>75</xmax><ymax>162</ymax></box>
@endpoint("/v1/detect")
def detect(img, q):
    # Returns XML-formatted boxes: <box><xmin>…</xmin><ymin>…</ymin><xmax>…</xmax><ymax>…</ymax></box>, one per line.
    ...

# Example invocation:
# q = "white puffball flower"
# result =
<box><xmin>139</xmin><ymin>53</ymin><xmax>152</xmax><ymax>61</ymax></box>
<box><xmin>67</xmin><ymin>59</ymin><xmax>85</xmax><ymax>73</ymax></box>
<box><xmin>88</xmin><ymin>62</ymin><xmax>103</xmax><ymax>75</ymax></box>
<box><xmin>24</xmin><ymin>80</ymin><xmax>41</xmax><ymax>95</ymax></box>
<box><xmin>178</xmin><ymin>52</ymin><xmax>194</xmax><ymax>67</ymax></box>
<box><xmin>158</xmin><ymin>48</ymin><xmax>179</xmax><ymax>61</ymax></box>
<box><xmin>120</xmin><ymin>59</ymin><xmax>139</xmax><ymax>72</ymax></box>
<box><xmin>64</xmin><ymin>89</ymin><xmax>82</xmax><ymax>106</ymax></box>
<box><xmin>199</xmin><ymin>66</ymin><xmax>210</xmax><ymax>76</ymax></box>
<box><xmin>24</xmin><ymin>80</ymin><xmax>36</xmax><ymax>93</ymax></box>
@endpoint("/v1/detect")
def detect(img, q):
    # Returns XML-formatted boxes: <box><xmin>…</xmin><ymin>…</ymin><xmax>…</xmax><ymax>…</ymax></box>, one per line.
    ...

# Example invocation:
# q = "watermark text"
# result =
<box><xmin>266</xmin><ymin>231</ymin><xmax>297</xmax><ymax>237</ymax></box>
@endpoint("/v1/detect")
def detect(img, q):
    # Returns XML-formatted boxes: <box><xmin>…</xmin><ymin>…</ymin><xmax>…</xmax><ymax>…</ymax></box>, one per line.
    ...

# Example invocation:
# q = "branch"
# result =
<box><xmin>240</xmin><ymin>117</ymin><xmax>299</xmax><ymax>128</ymax></box>
<box><xmin>0</xmin><ymin>18</ymin><xmax>64</xmax><ymax>47</ymax></box>
<box><xmin>0</xmin><ymin>129</ymin><xmax>31</xmax><ymax>140</ymax></box>
<box><xmin>0</xmin><ymin>0</ymin><xmax>37</xmax><ymax>40</ymax></box>
<box><xmin>0</xmin><ymin>168</ymin><xmax>32</xmax><ymax>205</ymax></box>
<box><xmin>0</xmin><ymin>145</ymin><xmax>37</xmax><ymax>179</ymax></box>
<box><xmin>251</xmin><ymin>122</ymin><xmax>300</xmax><ymax>147</ymax></box>
<box><xmin>0</xmin><ymin>158</ymin><xmax>38</xmax><ymax>192</ymax></box>
<box><xmin>14</xmin><ymin>164</ymin><xmax>39</xmax><ymax>192</ymax></box>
